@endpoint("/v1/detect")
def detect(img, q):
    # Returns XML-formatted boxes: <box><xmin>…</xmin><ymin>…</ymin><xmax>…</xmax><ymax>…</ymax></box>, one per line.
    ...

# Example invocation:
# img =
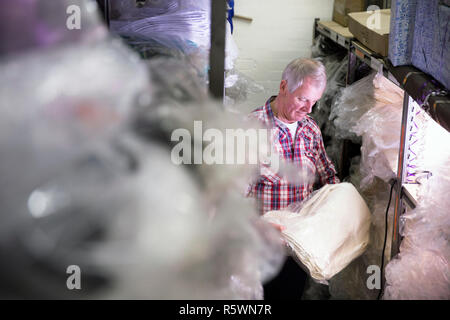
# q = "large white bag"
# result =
<box><xmin>262</xmin><ymin>182</ymin><xmax>371</xmax><ymax>282</ymax></box>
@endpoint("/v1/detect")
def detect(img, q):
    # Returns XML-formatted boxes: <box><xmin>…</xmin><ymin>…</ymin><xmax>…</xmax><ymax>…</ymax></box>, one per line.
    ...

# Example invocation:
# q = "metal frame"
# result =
<box><xmin>208</xmin><ymin>0</ymin><xmax>227</xmax><ymax>100</ymax></box>
<box><xmin>95</xmin><ymin>0</ymin><xmax>110</xmax><ymax>27</ymax></box>
<box><xmin>391</xmin><ymin>94</ymin><xmax>415</xmax><ymax>258</ymax></box>
<box><xmin>314</xmin><ymin>19</ymin><xmax>423</xmax><ymax>260</ymax></box>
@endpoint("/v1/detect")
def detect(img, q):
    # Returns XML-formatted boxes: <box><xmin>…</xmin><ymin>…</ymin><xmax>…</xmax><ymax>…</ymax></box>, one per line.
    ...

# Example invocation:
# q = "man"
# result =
<box><xmin>247</xmin><ymin>57</ymin><xmax>339</xmax><ymax>214</ymax></box>
<box><xmin>247</xmin><ymin>58</ymin><xmax>339</xmax><ymax>299</ymax></box>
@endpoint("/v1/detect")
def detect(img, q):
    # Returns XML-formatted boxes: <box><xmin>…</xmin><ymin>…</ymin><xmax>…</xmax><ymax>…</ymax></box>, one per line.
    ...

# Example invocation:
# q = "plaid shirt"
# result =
<box><xmin>246</xmin><ymin>96</ymin><xmax>339</xmax><ymax>214</ymax></box>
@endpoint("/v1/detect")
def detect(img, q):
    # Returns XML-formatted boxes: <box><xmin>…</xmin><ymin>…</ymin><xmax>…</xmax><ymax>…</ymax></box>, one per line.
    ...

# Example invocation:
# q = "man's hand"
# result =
<box><xmin>269</xmin><ymin>222</ymin><xmax>288</xmax><ymax>247</ymax></box>
<box><xmin>269</xmin><ymin>222</ymin><xmax>285</xmax><ymax>232</ymax></box>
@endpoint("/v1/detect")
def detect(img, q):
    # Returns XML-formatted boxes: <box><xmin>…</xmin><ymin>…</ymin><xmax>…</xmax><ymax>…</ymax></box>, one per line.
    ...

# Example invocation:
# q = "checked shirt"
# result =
<box><xmin>246</xmin><ymin>96</ymin><xmax>339</xmax><ymax>214</ymax></box>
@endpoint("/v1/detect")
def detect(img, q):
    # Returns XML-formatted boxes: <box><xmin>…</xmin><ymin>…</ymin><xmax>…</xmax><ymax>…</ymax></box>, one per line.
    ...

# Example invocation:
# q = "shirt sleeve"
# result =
<box><xmin>315</xmin><ymin>133</ymin><xmax>340</xmax><ymax>185</ymax></box>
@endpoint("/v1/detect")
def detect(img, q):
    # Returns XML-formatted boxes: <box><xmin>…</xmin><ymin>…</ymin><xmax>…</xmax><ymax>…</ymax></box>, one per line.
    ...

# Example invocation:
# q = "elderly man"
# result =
<box><xmin>247</xmin><ymin>58</ymin><xmax>339</xmax><ymax>299</ymax></box>
<box><xmin>247</xmin><ymin>57</ymin><xmax>339</xmax><ymax>214</ymax></box>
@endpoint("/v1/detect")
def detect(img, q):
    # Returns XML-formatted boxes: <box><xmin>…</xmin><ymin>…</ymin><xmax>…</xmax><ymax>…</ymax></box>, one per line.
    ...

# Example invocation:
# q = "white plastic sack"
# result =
<box><xmin>262</xmin><ymin>182</ymin><xmax>371</xmax><ymax>282</ymax></box>
<box><xmin>330</xmin><ymin>72</ymin><xmax>404</xmax><ymax>142</ymax></box>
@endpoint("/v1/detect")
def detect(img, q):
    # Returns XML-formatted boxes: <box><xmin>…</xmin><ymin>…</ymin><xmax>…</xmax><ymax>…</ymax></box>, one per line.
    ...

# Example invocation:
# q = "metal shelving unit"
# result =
<box><xmin>314</xmin><ymin>19</ymin><xmax>353</xmax><ymax>50</ymax></box>
<box><xmin>314</xmin><ymin>19</ymin><xmax>450</xmax><ymax>260</ymax></box>
<box><xmin>348</xmin><ymin>42</ymin><xmax>449</xmax><ymax>258</ymax></box>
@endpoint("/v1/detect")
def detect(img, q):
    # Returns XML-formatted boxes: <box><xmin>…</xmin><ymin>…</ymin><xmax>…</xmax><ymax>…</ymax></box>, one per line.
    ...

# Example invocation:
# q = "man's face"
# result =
<box><xmin>279</xmin><ymin>77</ymin><xmax>325</xmax><ymax>122</ymax></box>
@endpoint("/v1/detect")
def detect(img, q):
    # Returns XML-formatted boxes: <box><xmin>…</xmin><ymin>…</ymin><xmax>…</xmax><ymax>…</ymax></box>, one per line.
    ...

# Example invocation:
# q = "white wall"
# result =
<box><xmin>232</xmin><ymin>0</ymin><xmax>334</xmax><ymax>112</ymax></box>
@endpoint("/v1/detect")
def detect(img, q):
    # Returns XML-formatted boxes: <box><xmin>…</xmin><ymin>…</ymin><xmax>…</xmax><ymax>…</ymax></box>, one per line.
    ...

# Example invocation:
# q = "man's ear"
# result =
<box><xmin>280</xmin><ymin>80</ymin><xmax>287</xmax><ymax>94</ymax></box>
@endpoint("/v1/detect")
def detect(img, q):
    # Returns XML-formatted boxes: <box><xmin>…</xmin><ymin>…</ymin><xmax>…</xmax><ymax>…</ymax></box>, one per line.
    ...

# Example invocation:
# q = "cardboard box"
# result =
<box><xmin>332</xmin><ymin>0</ymin><xmax>366</xmax><ymax>27</ymax></box>
<box><xmin>348</xmin><ymin>9</ymin><xmax>391</xmax><ymax>56</ymax></box>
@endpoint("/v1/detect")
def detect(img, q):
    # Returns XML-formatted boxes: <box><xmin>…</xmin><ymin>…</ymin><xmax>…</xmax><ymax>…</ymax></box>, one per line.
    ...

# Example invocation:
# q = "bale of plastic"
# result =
<box><xmin>0</xmin><ymin>7</ymin><xmax>284</xmax><ymax>297</ymax></box>
<box><xmin>0</xmin><ymin>128</ymin><xmax>284</xmax><ymax>299</ymax></box>
<box><xmin>327</xmin><ymin>72</ymin><xmax>449</xmax><ymax>300</ymax></box>
<box><xmin>262</xmin><ymin>182</ymin><xmax>371</xmax><ymax>283</ymax></box>
<box><xmin>323</xmin><ymin>72</ymin><xmax>404</xmax><ymax>299</ymax></box>
<box><xmin>110</xmin><ymin>0</ymin><xmax>239</xmax><ymax>79</ymax></box>
<box><xmin>330</xmin><ymin>72</ymin><xmax>404</xmax><ymax>143</ymax></box>
<box><xmin>383</xmin><ymin>109</ymin><xmax>450</xmax><ymax>300</ymax></box>
<box><xmin>224</xmin><ymin>69</ymin><xmax>265</xmax><ymax>107</ymax></box>
<box><xmin>110</xmin><ymin>0</ymin><xmax>211</xmax><ymax>49</ymax></box>
<box><xmin>353</xmin><ymin>103</ymin><xmax>403</xmax><ymax>189</ymax></box>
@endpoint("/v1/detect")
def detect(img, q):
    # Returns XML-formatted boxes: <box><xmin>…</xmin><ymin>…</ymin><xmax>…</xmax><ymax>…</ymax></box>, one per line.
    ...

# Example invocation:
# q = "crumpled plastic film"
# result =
<box><xmin>384</xmin><ymin>176</ymin><xmax>450</xmax><ymax>299</ymax></box>
<box><xmin>109</xmin><ymin>94</ymin><xmax>286</xmax><ymax>298</ymax></box>
<box><xmin>224</xmin><ymin>69</ymin><xmax>265</xmax><ymax>107</ymax></box>
<box><xmin>353</xmin><ymin>103</ymin><xmax>403</xmax><ymax>189</ymax></box>
<box><xmin>110</xmin><ymin>0</ymin><xmax>239</xmax><ymax>80</ymax></box>
<box><xmin>0</xmin><ymin>117</ymin><xmax>284</xmax><ymax>299</ymax></box>
<box><xmin>327</xmin><ymin>72</ymin><xmax>449</xmax><ymax>300</ymax></box>
<box><xmin>310</xmin><ymin>35</ymin><xmax>348</xmax><ymax>167</ymax></box>
<box><xmin>262</xmin><ymin>183</ymin><xmax>371</xmax><ymax>283</ymax></box>
<box><xmin>145</xmin><ymin>57</ymin><xmax>209</xmax><ymax>103</ymax></box>
<box><xmin>324</xmin><ymin>72</ymin><xmax>405</xmax><ymax>299</ymax></box>
<box><xmin>94</xmin><ymin>134</ymin><xmax>282</xmax><ymax>300</ymax></box>
<box><xmin>0</xmin><ymin>0</ymin><xmax>107</xmax><ymax>57</ymax></box>
<box><xmin>0</xmin><ymin>39</ymin><xmax>284</xmax><ymax>298</ymax></box>
<box><xmin>330</xmin><ymin>72</ymin><xmax>404</xmax><ymax>143</ymax></box>
<box><xmin>110</xmin><ymin>0</ymin><xmax>210</xmax><ymax>81</ymax></box>
<box><xmin>110</xmin><ymin>0</ymin><xmax>211</xmax><ymax>49</ymax></box>
<box><xmin>0</xmin><ymin>37</ymin><xmax>150</xmax><ymax>237</ymax></box>
<box><xmin>0</xmin><ymin>40</ymin><xmax>149</xmax><ymax>207</ymax></box>
<box><xmin>311</xmin><ymin>35</ymin><xmax>348</xmax><ymax>130</ymax></box>
<box><xmin>224</xmin><ymin>22</ymin><xmax>239</xmax><ymax>71</ymax></box>
<box><xmin>383</xmin><ymin>111</ymin><xmax>450</xmax><ymax>300</ymax></box>
<box><xmin>132</xmin><ymin>77</ymin><xmax>286</xmax><ymax>298</ymax></box>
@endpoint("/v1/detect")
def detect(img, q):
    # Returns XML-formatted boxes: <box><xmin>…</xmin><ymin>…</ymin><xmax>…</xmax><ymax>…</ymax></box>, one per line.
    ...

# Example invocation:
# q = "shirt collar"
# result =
<box><xmin>264</xmin><ymin>96</ymin><xmax>277</xmax><ymax>128</ymax></box>
<box><xmin>264</xmin><ymin>96</ymin><xmax>306</xmax><ymax>131</ymax></box>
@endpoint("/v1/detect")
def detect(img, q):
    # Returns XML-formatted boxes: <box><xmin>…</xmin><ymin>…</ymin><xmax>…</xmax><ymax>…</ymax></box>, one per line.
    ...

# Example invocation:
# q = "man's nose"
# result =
<box><xmin>303</xmin><ymin>101</ymin><xmax>313</xmax><ymax>113</ymax></box>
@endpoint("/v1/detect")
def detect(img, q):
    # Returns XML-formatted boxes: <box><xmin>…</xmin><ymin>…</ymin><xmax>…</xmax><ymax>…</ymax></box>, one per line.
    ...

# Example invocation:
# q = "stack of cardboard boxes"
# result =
<box><xmin>332</xmin><ymin>0</ymin><xmax>390</xmax><ymax>57</ymax></box>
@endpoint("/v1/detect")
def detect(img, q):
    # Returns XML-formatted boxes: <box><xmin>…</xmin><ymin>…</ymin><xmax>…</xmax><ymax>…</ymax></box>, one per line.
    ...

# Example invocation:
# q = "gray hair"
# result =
<box><xmin>281</xmin><ymin>58</ymin><xmax>327</xmax><ymax>93</ymax></box>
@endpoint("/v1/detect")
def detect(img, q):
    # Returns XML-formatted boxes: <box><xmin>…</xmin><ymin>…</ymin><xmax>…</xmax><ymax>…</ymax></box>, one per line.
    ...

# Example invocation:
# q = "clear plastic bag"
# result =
<box><xmin>330</xmin><ymin>72</ymin><xmax>404</xmax><ymax>143</ymax></box>
<box><xmin>109</xmin><ymin>0</ymin><xmax>239</xmax><ymax>80</ymax></box>
<box><xmin>224</xmin><ymin>69</ymin><xmax>265</xmax><ymax>107</ymax></box>
<box><xmin>383</xmin><ymin>112</ymin><xmax>450</xmax><ymax>300</ymax></box>
<box><xmin>309</xmin><ymin>35</ymin><xmax>348</xmax><ymax>167</ymax></box>
<box><xmin>0</xmin><ymin>43</ymin><xmax>284</xmax><ymax>298</ymax></box>
<box><xmin>354</xmin><ymin>103</ymin><xmax>403</xmax><ymax>189</ymax></box>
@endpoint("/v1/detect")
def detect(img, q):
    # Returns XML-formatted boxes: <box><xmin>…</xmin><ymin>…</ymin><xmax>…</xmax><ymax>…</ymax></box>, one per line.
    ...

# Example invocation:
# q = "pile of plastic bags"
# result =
<box><xmin>0</xmin><ymin>0</ymin><xmax>284</xmax><ymax>299</ymax></box>
<box><xmin>110</xmin><ymin>0</ymin><xmax>239</xmax><ymax>81</ymax></box>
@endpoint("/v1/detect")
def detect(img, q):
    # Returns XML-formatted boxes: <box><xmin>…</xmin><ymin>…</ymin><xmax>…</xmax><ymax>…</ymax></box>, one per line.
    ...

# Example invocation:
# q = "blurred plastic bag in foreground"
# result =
<box><xmin>0</xmin><ymin>0</ymin><xmax>107</xmax><ymax>57</ymax></box>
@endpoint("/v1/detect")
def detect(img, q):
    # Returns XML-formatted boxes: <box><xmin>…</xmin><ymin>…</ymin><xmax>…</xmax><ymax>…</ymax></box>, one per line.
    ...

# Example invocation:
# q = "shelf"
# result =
<box><xmin>313</xmin><ymin>18</ymin><xmax>450</xmax><ymax>134</ymax></box>
<box><xmin>350</xmin><ymin>41</ymin><xmax>401</xmax><ymax>87</ymax></box>
<box><xmin>315</xmin><ymin>17</ymin><xmax>448</xmax><ymax>260</ymax></box>
<box><xmin>314</xmin><ymin>19</ymin><xmax>354</xmax><ymax>50</ymax></box>
<box><xmin>348</xmin><ymin>40</ymin><xmax>449</xmax><ymax>133</ymax></box>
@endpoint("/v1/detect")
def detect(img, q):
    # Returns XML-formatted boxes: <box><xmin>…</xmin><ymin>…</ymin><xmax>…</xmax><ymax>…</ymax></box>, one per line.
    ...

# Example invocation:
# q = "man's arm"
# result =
<box><xmin>315</xmin><ymin>133</ymin><xmax>340</xmax><ymax>185</ymax></box>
